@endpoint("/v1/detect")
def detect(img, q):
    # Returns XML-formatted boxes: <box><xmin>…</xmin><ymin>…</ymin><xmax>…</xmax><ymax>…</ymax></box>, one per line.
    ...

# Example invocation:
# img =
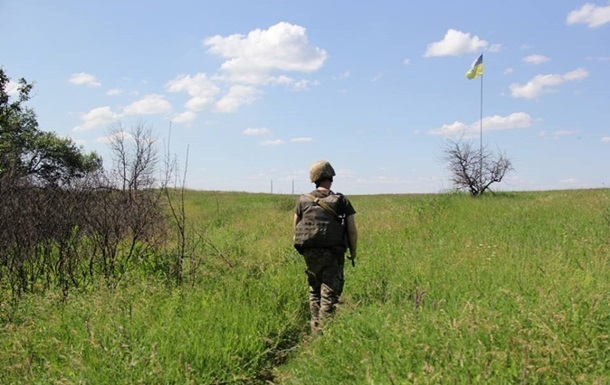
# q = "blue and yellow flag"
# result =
<box><xmin>466</xmin><ymin>54</ymin><xmax>483</xmax><ymax>80</ymax></box>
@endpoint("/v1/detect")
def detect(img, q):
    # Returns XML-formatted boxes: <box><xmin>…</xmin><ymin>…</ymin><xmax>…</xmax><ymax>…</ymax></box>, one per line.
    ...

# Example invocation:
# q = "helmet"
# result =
<box><xmin>309</xmin><ymin>160</ymin><xmax>336</xmax><ymax>183</ymax></box>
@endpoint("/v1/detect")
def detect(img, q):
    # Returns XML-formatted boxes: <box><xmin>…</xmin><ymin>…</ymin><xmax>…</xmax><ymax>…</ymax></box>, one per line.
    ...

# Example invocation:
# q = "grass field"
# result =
<box><xmin>1</xmin><ymin>189</ymin><xmax>609</xmax><ymax>384</ymax></box>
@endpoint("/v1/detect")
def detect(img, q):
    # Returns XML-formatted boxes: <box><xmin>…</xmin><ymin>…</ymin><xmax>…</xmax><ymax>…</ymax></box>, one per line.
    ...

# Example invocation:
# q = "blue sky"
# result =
<box><xmin>1</xmin><ymin>0</ymin><xmax>609</xmax><ymax>194</ymax></box>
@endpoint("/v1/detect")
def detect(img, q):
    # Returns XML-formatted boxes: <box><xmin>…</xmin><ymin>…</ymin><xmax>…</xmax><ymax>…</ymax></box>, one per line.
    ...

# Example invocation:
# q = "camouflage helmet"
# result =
<box><xmin>309</xmin><ymin>160</ymin><xmax>336</xmax><ymax>183</ymax></box>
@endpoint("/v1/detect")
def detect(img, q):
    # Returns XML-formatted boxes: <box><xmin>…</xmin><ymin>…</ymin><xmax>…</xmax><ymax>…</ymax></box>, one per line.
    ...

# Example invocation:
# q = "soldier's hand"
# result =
<box><xmin>347</xmin><ymin>254</ymin><xmax>356</xmax><ymax>267</ymax></box>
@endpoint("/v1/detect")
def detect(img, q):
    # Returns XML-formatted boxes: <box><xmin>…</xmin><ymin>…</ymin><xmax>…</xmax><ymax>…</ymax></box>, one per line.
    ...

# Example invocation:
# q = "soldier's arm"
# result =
<box><xmin>293</xmin><ymin>213</ymin><xmax>301</xmax><ymax>242</ymax></box>
<box><xmin>346</xmin><ymin>214</ymin><xmax>358</xmax><ymax>260</ymax></box>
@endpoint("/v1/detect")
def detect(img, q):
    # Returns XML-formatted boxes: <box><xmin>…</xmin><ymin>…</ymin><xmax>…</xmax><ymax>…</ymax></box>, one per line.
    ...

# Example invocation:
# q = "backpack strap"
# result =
<box><xmin>304</xmin><ymin>193</ymin><xmax>339</xmax><ymax>217</ymax></box>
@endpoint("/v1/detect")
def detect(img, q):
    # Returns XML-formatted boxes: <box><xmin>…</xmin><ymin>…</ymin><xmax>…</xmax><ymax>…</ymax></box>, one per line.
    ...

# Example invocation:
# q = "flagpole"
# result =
<box><xmin>480</xmin><ymin>72</ymin><xmax>483</xmax><ymax>183</ymax></box>
<box><xmin>466</xmin><ymin>53</ymin><xmax>484</xmax><ymax>192</ymax></box>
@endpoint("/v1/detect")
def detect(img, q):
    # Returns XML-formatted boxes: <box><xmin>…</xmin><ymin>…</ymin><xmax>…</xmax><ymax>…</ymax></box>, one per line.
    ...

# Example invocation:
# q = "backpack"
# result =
<box><xmin>294</xmin><ymin>192</ymin><xmax>347</xmax><ymax>250</ymax></box>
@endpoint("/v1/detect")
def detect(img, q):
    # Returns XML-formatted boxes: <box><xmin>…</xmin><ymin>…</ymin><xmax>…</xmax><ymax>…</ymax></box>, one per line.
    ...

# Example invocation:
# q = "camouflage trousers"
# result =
<box><xmin>302</xmin><ymin>247</ymin><xmax>345</xmax><ymax>333</ymax></box>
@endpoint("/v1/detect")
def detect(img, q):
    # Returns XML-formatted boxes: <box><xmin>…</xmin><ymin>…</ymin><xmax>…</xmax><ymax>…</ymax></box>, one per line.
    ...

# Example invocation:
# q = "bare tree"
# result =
<box><xmin>443</xmin><ymin>139</ymin><xmax>513</xmax><ymax>196</ymax></box>
<box><xmin>86</xmin><ymin>121</ymin><xmax>166</xmax><ymax>282</ymax></box>
<box><xmin>108</xmin><ymin>121</ymin><xmax>158</xmax><ymax>192</ymax></box>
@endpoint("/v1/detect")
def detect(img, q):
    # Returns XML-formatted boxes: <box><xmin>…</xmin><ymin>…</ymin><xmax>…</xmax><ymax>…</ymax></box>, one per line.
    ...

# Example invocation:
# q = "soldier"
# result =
<box><xmin>293</xmin><ymin>160</ymin><xmax>358</xmax><ymax>334</ymax></box>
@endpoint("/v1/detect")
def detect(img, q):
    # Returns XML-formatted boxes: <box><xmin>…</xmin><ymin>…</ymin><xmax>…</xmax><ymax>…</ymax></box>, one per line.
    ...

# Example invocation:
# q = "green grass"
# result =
<box><xmin>275</xmin><ymin>190</ymin><xmax>610</xmax><ymax>384</ymax></box>
<box><xmin>1</xmin><ymin>189</ymin><xmax>609</xmax><ymax>384</ymax></box>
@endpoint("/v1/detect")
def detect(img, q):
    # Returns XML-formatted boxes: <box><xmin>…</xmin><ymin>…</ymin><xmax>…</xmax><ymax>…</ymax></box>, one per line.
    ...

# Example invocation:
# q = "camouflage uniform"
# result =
<box><xmin>302</xmin><ymin>247</ymin><xmax>344</xmax><ymax>332</ymax></box>
<box><xmin>294</xmin><ymin>187</ymin><xmax>356</xmax><ymax>333</ymax></box>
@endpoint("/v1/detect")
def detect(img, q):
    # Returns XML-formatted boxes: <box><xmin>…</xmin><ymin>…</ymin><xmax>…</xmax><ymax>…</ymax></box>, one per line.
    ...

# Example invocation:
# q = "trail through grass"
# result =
<box><xmin>1</xmin><ymin>189</ymin><xmax>609</xmax><ymax>384</ymax></box>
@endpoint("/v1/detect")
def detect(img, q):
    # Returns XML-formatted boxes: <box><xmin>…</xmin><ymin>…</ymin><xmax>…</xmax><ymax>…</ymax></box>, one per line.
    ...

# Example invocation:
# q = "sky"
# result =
<box><xmin>1</xmin><ymin>0</ymin><xmax>609</xmax><ymax>195</ymax></box>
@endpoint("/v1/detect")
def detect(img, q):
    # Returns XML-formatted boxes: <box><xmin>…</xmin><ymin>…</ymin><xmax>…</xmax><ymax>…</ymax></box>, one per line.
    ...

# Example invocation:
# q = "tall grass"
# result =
<box><xmin>275</xmin><ymin>190</ymin><xmax>610</xmax><ymax>384</ymax></box>
<box><xmin>1</xmin><ymin>192</ymin><xmax>306</xmax><ymax>384</ymax></box>
<box><xmin>1</xmin><ymin>189</ymin><xmax>609</xmax><ymax>384</ymax></box>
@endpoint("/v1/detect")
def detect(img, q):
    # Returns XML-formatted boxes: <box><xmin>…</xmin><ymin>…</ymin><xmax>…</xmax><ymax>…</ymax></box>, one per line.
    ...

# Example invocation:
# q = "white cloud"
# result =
<box><xmin>260</xmin><ymin>139</ymin><xmax>284</xmax><ymax>146</ymax></box>
<box><xmin>165</xmin><ymin>73</ymin><xmax>220</xmax><ymax>111</ymax></box>
<box><xmin>602</xmin><ymin>137</ymin><xmax>610</xmax><ymax>142</ymax></box>
<box><xmin>290</xmin><ymin>137</ymin><xmax>312</xmax><ymax>142</ymax></box>
<box><xmin>69</xmin><ymin>72</ymin><xmax>101</xmax><ymax>87</ymax></box>
<box><xmin>74</xmin><ymin>106</ymin><xmax>120</xmax><ymax>132</ymax></box>
<box><xmin>215</xmin><ymin>85</ymin><xmax>260</xmax><ymax>113</ymax></box>
<box><xmin>293</xmin><ymin>79</ymin><xmax>318</xmax><ymax>91</ymax></box>
<box><xmin>204</xmin><ymin>22</ymin><xmax>328</xmax><ymax>84</ymax></box>
<box><xmin>6</xmin><ymin>80</ymin><xmax>19</xmax><ymax>95</ymax></box>
<box><xmin>185</xmin><ymin>96</ymin><xmax>213</xmax><ymax>112</ymax></box>
<box><xmin>106</xmin><ymin>88</ymin><xmax>122</xmax><ymax>96</ymax></box>
<box><xmin>429</xmin><ymin>112</ymin><xmax>534</xmax><ymax>138</ymax></box>
<box><xmin>163</xmin><ymin>23</ymin><xmax>327</xmax><ymax>116</ymax></box>
<box><xmin>504</xmin><ymin>68</ymin><xmax>515</xmax><ymax>75</ymax></box>
<box><xmin>567</xmin><ymin>3</ymin><xmax>610</xmax><ymax>28</ymax></box>
<box><xmin>403</xmin><ymin>58</ymin><xmax>411</xmax><ymax>65</ymax></box>
<box><xmin>564</xmin><ymin>68</ymin><xmax>589</xmax><ymax>81</ymax></box>
<box><xmin>561</xmin><ymin>178</ymin><xmax>579</xmax><ymax>185</ymax></box>
<box><xmin>242</xmin><ymin>127</ymin><xmax>271</xmax><ymax>136</ymax></box>
<box><xmin>523</xmin><ymin>54</ymin><xmax>550</xmax><ymax>65</ymax></box>
<box><xmin>123</xmin><ymin>94</ymin><xmax>172</xmax><ymax>115</ymax></box>
<box><xmin>271</xmin><ymin>75</ymin><xmax>295</xmax><ymax>86</ymax></box>
<box><xmin>424</xmin><ymin>29</ymin><xmax>488</xmax><ymax>57</ymax></box>
<box><xmin>510</xmin><ymin>68</ymin><xmax>589</xmax><ymax>99</ymax></box>
<box><xmin>172</xmin><ymin>111</ymin><xmax>197</xmax><ymax>124</ymax></box>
